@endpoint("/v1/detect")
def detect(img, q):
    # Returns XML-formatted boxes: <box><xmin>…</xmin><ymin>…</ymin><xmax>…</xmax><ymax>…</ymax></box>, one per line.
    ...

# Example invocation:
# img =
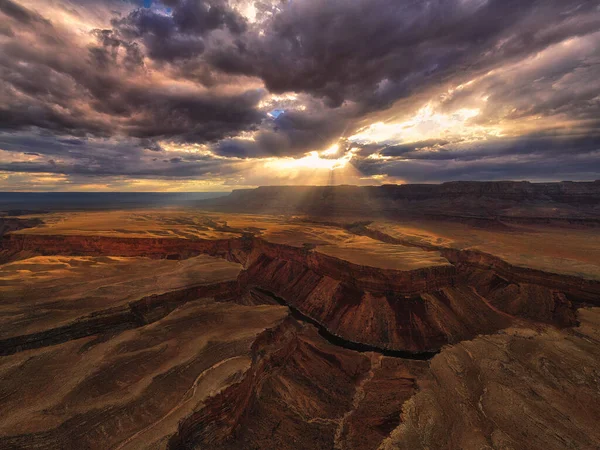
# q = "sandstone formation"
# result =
<box><xmin>198</xmin><ymin>182</ymin><xmax>600</xmax><ymax>222</ymax></box>
<box><xmin>0</xmin><ymin>300</ymin><xmax>289</xmax><ymax>449</ymax></box>
<box><xmin>0</xmin><ymin>254</ymin><xmax>242</xmax><ymax>355</ymax></box>
<box><xmin>2</xmin><ymin>233</ymin><xmax>242</xmax><ymax>261</ymax></box>
<box><xmin>168</xmin><ymin>319</ymin><xmax>371</xmax><ymax>450</ymax></box>
<box><xmin>0</xmin><ymin>217</ymin><xmax>43</xmax><ymax>237</ymax></box>
<box><xmin>365</xmin><ymin>220</ymin><xmax>600</xmax><ymax>282</ymax></box>
<box><xmin>240</xmin><ymin>252</ymin><xmax>511</xmax><ymax>353</ymax></box>
<box><xmin>3</xmin><ymin>212</ymin><xmax>597</xmax><ymax>355</ymax></box>
<box><xmin>380</xmin><ymin>308</ymin><xmax>600</xmax><ymax>450</ymax></box>
<box><xmin>1</xmin><ymin>207</ymin><xmax>599</xmax><ymax>450</ymax></box>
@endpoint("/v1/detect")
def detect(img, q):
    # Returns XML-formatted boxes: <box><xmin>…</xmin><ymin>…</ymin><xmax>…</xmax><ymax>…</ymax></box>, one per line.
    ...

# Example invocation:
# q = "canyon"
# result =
<box><xmin>199</xmin><ymin>181</ymin><xmax>600</xmax><ymax>223</ymax></box>
<box><xmin>1</xmin><ymin>183</ymin><xmax>600</xmax><ymax>450</ymax></box>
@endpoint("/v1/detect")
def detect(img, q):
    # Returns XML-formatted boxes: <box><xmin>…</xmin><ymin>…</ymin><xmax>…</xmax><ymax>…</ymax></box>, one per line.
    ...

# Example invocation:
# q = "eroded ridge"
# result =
<box><xmin>1</xmin><ymin>210</ymin><xmax>600</xmax><ymax>450</ymax></box>
<box><xmin>2</xmin><ymin>212</ymin><xmax>597</xmax><ymax>355</ymax></box>
<box><xmin>0</xmin><ymin>300</ymin><xmax>289</xmax><ymax>450</ymax></box>
<box><xmin>380</xmin><ymin>308</ymin><xmax>600</xmax><ymax>450</ymax></box>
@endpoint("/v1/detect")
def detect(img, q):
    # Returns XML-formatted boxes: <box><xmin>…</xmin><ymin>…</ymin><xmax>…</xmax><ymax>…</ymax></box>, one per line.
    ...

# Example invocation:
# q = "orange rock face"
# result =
<box><xmin>2</xmin><ymin>233</ymin><xmax>243</xmax><ymax>261</ymax></box>
<box><xmin>2</xmin><ymin>225</ymin><xmax>594</xmax><ymax>355</ymax></box>
<box><xmin>380</xmin><ymin>309</ymin><xmax>600</xmax><ymax>450</ymax></box>
<box><xmin>240</xmin><ymin>252</ymin><xmax>511</xmax><ymax>353</ymax></box>
<box><xmin>1</xmin><ymin>206</ymin><xmax>600</xmax><ymax>450</ymax></box>
<box><xmin>168</xmin><ymin>319</ymin><xmax>371</xmax><ymax>450</ymax></box>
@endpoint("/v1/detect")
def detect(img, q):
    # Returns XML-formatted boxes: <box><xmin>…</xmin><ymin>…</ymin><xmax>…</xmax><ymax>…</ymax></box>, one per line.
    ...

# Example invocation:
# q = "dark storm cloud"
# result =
<box><xmin>111</xmin><ymin>8</ymin><xmax>206</xmax><ymax>61</ymax></box>
<box><xmin>388</xmin><ymin>134</ymin><xmax>600</xmax><ymax>162</ymax></box>
<box><xmin>0</xmin><ymin>131</ymin><xmax>241</xmax><ymax>178</ymax></box>
<box><xmin>208</xmin><ymin>0</ymin><xmax>600</xmax><ymax>110</ymax></box>
<box><xmin>113</xmin><ymin>86</ymin><xmax>265</xmax><ymax>142</ymax></box>
<box><xmin>0</xmin><ymin>157</ymin><xmax>239</xmax><ymax>177</ymax></box>
<box><xmin>95</xmin><ymin>0</ymin><xmax>600</xmax><ymax>155</ymax></box>
<box><xmin>0</xmin><ymin>0</ymin><xmax>48</xmax><ymax>24</ymax></box>
<box><xmin>111</xmin><ymin>0</ymin><xmax>246</xmax><ymax>61</ymax></box>
<box><xmin>364</xmin><ymin>153</ymin><xmax>600</xmax><ymax>183</ymax></box>
<box><xmin>0</xmin><ymin>0</ymin><xmax>258</xmax><ymax>173</ymax></box>
<box><xmin>355</xmin><ymin>133</ymin><xmax>600</xmax><ymax>182</ymax></box>
<box><xmin>380</xmin><ymin>140</ymin><xmax>451</xmax><ymax>157</ymax></box>
<box><xmin>202</xmin><ymin>0</ymin><xmax>600</xmax><ymax>162</ymax></box>
<box><xmin>213</xmin><ymin>105</ymin><xmax>354</xmax><ymax>158</ymax></box>
<box><xmin>141</xmin><ymin>139</ymin><xmax>163</xmax><ymax>152</ymax></box>
<box><xmin>434</xmin><ymin>30</ymin><xmax>600</xmax><ymax>131</ymax></box>
<box><xmin>0</xmin><ymin>1</ymin><xmax>265</xmax><ymax>144</ymax></box>
<box><xmin>1</xmin><ymin>0</ymin><xmax>600</xmax><ymax>184</ymax></box>
<box><xmin>90</xmin><ymin>29</ymin><xmax>145</xmax><ymax>71</ymax></box>
<box><xmin>374</xmin><ymin>156</ymin><xmax>600</xmax><ymax>182</ymax></box>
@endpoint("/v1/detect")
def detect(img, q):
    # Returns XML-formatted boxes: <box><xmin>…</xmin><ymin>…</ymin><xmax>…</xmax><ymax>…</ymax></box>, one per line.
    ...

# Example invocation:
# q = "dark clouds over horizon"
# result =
<box><xmin>0</xmin><ymin>0</ymin><xmax>599</xmax><ymax>190</ymax></box>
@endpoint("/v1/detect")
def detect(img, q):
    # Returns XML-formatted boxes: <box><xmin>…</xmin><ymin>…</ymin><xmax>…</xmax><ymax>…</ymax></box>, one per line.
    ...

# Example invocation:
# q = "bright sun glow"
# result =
<box><xmin>348</xmin><ymin>103</ymin><xmax>502</xmax><ymax>145</ymax></box>
<box><xmin>321</xmin><ymin>143</ymin><xmax>340</xmax><ymax>156</ymax></box>
<box><xmin>265</xmin><ymin>146</ymin><xmax>355</xmax><ymax>172</ymax></box>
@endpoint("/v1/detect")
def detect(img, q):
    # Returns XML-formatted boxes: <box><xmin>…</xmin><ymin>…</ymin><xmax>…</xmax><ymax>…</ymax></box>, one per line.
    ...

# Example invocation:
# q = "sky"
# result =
<box><xmin>0</xmin><ymin>0</ymin><xmax>599</xmax><ymax>191</ymax></box>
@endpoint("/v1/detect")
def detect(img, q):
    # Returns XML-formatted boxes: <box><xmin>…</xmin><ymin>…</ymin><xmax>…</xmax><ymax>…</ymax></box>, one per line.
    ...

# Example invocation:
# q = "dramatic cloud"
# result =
<box><xmin>0</xmin><ymin>0</ymin><xmax>599</xmax><ymax>190</ymax></box>
<box><xmin>208</xmin><ymin>0</ymin><xmax>600</xmax><ymax>109</ymax></box>
<box><xmin>111</xmin><ymin>0</ymin><xmax>246</xmax><ymax>62</ymax></box>
<box><xmin>0</xmin><ymin>0</ymin><xmax>265</xmax><ymax>142</ymax></box>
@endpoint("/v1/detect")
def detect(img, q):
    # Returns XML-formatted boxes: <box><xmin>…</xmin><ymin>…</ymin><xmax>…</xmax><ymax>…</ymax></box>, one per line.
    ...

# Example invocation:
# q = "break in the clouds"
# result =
<box><xmin>0</xmin><ymin>0</ymin><xmax>599</xmax><ymax>190</ymax></box>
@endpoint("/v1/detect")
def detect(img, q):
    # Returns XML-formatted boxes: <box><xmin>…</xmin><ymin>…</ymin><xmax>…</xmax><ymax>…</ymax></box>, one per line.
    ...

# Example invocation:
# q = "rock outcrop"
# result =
<box><xmin>0</xmin><ymin>300</ymin><xmax>289</xmax><ymax>450</ymax></box>
<box><xmin>1</xmin><ymin>233</ymin><xmax>243</xmax><ymax>261</ymax></box>
<box><xmin>240</xmin><ymin>253</ymin><xmax>511</xmax><ymax>353</ymax></box>
<box><xmin>0</xmin><ymin>217</ymin><xmax>44</xmax><ymax>237</ymax></box>
<box><xmin>3</xmin><ymin>228</ymin><xmax>594</xmax><ymax>354</ymax></box>
<box><xmin>167</xmin><ymin>319</ymin><xmax>430</xmax><ymax>450</ymax></box>
<box><xmin>198</xmin><ymin>182</ymin><xmax>600</xmax><ymax>221</ymax></box>
<box><xmin>167</xmin><ymin>319</ymin><xmax>370</xmax><ymax>450</ymax></box>
<box><xmin>360</xmin><ymin>225</ymin><xmax>600</xmax><ymax>310</ymax></box>
<box><xmin>2</xmin><ymin>208</ymin><xmax>600</xmax><ymax>450</ymax></box>
<box><xmin>380</xmin><ymin>308</ymin><xmax>600</xmax><ymax>450</ymax></box>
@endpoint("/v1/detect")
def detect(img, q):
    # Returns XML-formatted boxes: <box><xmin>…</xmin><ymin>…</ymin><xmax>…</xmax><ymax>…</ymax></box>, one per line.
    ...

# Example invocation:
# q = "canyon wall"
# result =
<box><xmin>167</xmin><ymin>319</ymin><xmax>429</xmax><ymax>450</ymax></box>
<box><xmin>198</xmin><ymin>182</ymin><xmax>600</xmax><ymax>220</ymax></box>
<box><xmin>0</xmin><ymin>217</ymin><xmax>44</xmax><ymax>237</ymax></box>
<box><xmin>360</xmin><ymin>226</ymin><xmax>600</xmax><ymax>307</ymax></box>
<box><xmin>380</xmin><ymin>308</ymin><xmax>600</xmax><ymax>450</ymax></box>
<box><xmin>2</xmin><ymin>233</ymin><xmax>244</xmax><ymax>261</ymax></box>
<box><xmin>245</xmin><ymin>239</ymin><xmax>456</xmax><ymax>294</ymax></box>
<box><xmin>3</xmin><ymin>229</ymin><xmax>596</xmax><ymax>353</ymax></box>
<box><xmin>0</xmin><ymin>279</ymin><xmax>240</xmax><ymax>356</ymax></box>
<box><xmin>2</xmin><ymin>212</ymin><xmax>600</xmax><ymax>449</ymax></box>
<box><xmin>240</xmin><ymin>253</ymin><xmax>511</xmax><ymax>353</ymax></box>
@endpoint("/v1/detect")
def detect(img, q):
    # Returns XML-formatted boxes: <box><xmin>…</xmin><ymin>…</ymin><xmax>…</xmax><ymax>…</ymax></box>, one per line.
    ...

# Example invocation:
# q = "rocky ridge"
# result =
<box><xmin>198</xmin><ymin>182</ymin><xmax>600</xmax><ymax>222</ymax></box>
<box><xmin>1</xmin><ymin>212</ymin><xmax>600</xmax><ymax>450</ymax></box>
<box><xmin>2</xmin><ymin>216</ymin><xmax>598</xmax><ymax>355</ymax></box>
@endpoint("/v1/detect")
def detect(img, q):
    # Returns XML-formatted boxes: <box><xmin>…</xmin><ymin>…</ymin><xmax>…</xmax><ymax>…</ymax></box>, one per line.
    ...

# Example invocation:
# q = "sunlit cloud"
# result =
<box><xmin>321</xmin><ymin>143</ymin><xmax>340</xmax><ymax>156</ymax></box>
<box><xmin>159</xmin><ymin>142</ymin><xmax>215</xmax><ymax>154</ymax></box>
<box><xmin>259</xmin><ymin>92</ymin><xmax>308</xmax><ymax>118</ymax></box>
<box><xmin>349</xmin><ymin>103</ymin><xmax>503</xmax><ymax>145</ymax></box>
<box><xmin>258</xmin><ymin>93</ymin><xmax>299</xmax><ymax>109</ymax></box>
<box><xmin>1</xmin><ymin>0</ymin><xmax>599</xmax><ymax>190</ymax></box>
<box><xmin>265</xmin><ymin>148</ymin><xmax>355</xmax><ymax>172</ymax></box>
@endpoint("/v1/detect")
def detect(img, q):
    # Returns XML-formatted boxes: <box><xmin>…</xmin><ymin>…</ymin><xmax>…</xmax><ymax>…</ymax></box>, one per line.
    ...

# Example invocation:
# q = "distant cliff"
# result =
<box><xmin>198</xmin><ymin>181</ymin><xmax>600</xmax><ymax>221</ymax></box>
<box><xmin>0</xmin><ymin>217</ymin><xmax>43</xmax><ymax>237</ymax></box>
